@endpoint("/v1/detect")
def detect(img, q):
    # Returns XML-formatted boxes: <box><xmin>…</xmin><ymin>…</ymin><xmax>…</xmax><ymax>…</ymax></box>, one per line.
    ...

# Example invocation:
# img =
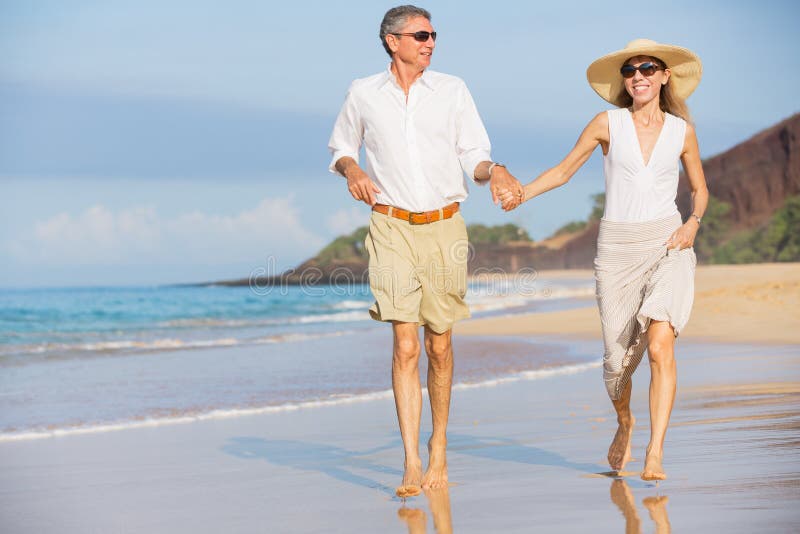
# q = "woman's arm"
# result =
<box><xmin>499</xmin><ymin>112</ymin><xmax>609</xmax><ymax>211</ymax></box>
<box><xmin>666</xmin><ymin>123</ymin><xmax>709</xmax><ymax>249</ymax></box>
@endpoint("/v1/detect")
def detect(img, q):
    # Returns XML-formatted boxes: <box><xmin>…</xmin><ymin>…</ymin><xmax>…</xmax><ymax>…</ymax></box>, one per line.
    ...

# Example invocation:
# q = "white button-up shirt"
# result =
<box><xmin>328</xmin><ymin>67</ymin><xmax>492</xmax><ymax>212</ymax></box>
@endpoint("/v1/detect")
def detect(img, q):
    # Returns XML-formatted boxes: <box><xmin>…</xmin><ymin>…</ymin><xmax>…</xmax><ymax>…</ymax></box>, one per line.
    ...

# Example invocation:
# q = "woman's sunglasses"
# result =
<box><xmin>391</xmin><ymin>31</ymin><xmax>437</xmax><ymax>42</ymax></box>
<box><xmin>620</xmin><ymin>62</ymin><xmax>664</xmax><ymax>78</ymax></box>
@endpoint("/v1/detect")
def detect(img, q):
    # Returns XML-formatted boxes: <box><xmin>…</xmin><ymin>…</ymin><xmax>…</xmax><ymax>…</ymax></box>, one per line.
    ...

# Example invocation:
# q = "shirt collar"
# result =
<box><xmin>381</xmin><ymin>64</ymin><xmax>437</xmax><ymax>91</ymax></box>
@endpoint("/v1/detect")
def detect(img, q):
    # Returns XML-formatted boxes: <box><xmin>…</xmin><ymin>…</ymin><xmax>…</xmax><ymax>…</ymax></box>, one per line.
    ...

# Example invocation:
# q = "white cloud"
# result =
<box><xmin>7</xmin><ymin>197</ymin><xmax>325</xmax><ymax>269</ymax></box>
<box><xmin>325</xmin><ymin>205</ymin><xmax>370</xmax><ymax>237</ymax></box>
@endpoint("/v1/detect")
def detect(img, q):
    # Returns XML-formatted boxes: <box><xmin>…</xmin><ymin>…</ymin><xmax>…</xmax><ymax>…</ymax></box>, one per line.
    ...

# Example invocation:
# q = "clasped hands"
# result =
<box><xmin>490</xmin><ymin>167</ymin><xmax>525</xmax><ymax>212</ymax></box>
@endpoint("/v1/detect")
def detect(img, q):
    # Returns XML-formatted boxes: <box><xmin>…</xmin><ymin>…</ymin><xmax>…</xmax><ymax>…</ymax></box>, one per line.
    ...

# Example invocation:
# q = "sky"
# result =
<box><xmin>1</xmin><ymin>0</ymin><xmax>798</xmax><ymax>287</ymax></box>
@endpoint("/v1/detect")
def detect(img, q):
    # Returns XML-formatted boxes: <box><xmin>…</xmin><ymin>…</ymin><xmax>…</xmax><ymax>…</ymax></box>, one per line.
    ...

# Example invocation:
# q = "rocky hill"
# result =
<box><xmin>212</xmin><ymin>113</ymin><xmax>800</xmax><ymax>287</ymax></box>
<box><xmin>677</xmin><ymin>112</ymin><xmax>800</xmax><ymax>230</ymax></box>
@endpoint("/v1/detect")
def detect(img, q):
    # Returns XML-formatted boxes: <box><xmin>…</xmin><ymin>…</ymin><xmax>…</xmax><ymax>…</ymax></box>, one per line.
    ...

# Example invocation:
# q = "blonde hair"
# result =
<box><xmin>615</xmin><ymin>55</ymin><xmax>692</xmax><ymax>123</ymax></box>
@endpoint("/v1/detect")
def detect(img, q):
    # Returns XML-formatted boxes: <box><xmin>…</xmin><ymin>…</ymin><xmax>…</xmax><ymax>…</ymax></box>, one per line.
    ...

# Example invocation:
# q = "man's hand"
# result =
<box><xmin>490</xmin><ymin>166</ymin><xmax>524</xmax><ymax>209</ymax></box>
<box><xmin>336</xmin><ymin>157</ymin><xmax>381</xmax><ymax>206</ymax></box>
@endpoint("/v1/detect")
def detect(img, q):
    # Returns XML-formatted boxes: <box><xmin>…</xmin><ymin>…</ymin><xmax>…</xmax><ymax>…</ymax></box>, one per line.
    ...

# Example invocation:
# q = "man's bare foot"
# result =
<box><xmin>641</xmin><ymin>451</ymin><xmax>667</xmax><ymax>481</ymax></box>
<box><xmin>421</xmin><ymin>439</ymin><xmax>448</xmax><ymax>489</ymax></box>
<box><xmin>396</xmin><ymin>459</ymin><xmax>423</xmax><ymax>498</ymax></box>
<box><xmin>608</xmin><ymin>415</ymin><xmax>635</xmax><ymax>472</ymax></box>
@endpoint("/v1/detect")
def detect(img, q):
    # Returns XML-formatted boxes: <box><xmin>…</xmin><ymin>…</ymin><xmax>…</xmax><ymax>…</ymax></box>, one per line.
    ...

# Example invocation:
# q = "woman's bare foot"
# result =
<box><xmin>396</xmin><ymin>459</ymin><xmax>423</xmax><ymax>498</ymax></box>
<box><xmin>608</xmin><ymin>415</ymin><xmax>635</xmax><ymax>472</ymax></box>
<box><xmin>421</xmin><ymin>439</ymin><xmax>448</xmax><ymax>489</ymax></box>
<box><xmin>641</xmin><ymin>451</ymin><xmax>667</xmax><ymax>481</ymax></box>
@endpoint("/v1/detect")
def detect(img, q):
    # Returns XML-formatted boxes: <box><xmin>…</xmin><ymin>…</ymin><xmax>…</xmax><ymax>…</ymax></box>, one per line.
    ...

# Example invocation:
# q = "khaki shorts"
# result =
<box><xmin>365</xmin><ymin>210</ymin><xmax>470</xmax><ymax>333</ymax></box>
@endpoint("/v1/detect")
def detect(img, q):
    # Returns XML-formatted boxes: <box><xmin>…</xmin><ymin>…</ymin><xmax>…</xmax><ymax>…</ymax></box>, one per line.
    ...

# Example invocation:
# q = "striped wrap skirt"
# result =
<box><xmin>594</xmin><ymin>213</ymin><xmax>697</xmax><ymax>400</ymax></box>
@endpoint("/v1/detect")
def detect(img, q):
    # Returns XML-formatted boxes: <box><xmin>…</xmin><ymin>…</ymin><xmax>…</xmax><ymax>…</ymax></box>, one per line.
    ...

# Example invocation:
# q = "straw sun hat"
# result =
<box><xmin>586</xmin><ymin>38</ymin><xmax>702</xmax><ymax>107</ymax></box>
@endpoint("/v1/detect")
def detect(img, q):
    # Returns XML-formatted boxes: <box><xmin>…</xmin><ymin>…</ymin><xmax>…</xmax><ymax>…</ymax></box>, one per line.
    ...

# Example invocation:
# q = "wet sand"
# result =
<box><xmin>0</xmin><ymin>340</ymin><xmax>797</xmax><ymax>532</ymax></box>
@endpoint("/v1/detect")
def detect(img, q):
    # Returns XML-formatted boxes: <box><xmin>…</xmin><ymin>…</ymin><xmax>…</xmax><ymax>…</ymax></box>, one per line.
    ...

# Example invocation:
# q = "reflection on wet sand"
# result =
<box><xmin>222</xmin><ymin>437</ymin><xmax>400</xmax><ymax>496</ymax></box>
<box><xmin>398</xmin><ymin>487</ymin><xmax>453</xmax><ymax>534</ymax></box>
<box><xmin>643</xmin><ymin>495</ymin><xmax>671</xmax><ymax>533</ymax></box>
<box><xmin>610</xmin><ymin>479</ymin><xmax>641</xmax><ymax>534</ymax></box>
<box><xmin>397</xmin><ymin>507</ymin><xmax>426</xmax><ymax>534</ymax></box>
<box><xmin>610</xmin><ymin>479</ymin><xmax>671</xmax><ymax>534</ymax></box>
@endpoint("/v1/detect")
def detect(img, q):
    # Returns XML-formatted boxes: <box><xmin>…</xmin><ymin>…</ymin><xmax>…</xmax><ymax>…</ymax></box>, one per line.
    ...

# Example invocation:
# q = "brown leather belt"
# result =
<box><xmin>372</xmin><ymin>202</ymin><xmax>460</xmax><ymax>225</ymax></box>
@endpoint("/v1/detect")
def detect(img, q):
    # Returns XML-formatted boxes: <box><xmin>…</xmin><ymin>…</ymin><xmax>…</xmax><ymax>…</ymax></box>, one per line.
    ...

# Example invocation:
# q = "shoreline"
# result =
<box><xmin>0</xmin><ymin>357</ymin><xmax>603</xmax><ymax>444</ymax></box>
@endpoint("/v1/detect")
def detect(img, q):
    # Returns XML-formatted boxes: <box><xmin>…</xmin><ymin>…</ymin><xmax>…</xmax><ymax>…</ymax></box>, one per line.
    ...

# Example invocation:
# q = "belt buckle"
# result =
<box><xmin>408</xmin><ymin>211</ymin><xmax>435</xmax><ymax>225</ymax></box>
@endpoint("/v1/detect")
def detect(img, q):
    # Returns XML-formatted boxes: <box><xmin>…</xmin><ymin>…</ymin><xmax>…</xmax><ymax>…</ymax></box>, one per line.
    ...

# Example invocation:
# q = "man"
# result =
<box><xmin>328</xmin><ymin>5</ymin><xmax>522</xmax><ymax>497</ymax></box>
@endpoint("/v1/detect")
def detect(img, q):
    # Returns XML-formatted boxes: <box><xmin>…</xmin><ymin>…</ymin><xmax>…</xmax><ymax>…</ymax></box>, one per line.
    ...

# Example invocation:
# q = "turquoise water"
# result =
<box><xmin>0</xmin><ymin>277</ymin><xmax>597</xmax><ymax>439</ymax></box>
<box><xmin>0</xmin><ymin>284</ymin><xmax>374</xmax><ymax>359</ymax></box>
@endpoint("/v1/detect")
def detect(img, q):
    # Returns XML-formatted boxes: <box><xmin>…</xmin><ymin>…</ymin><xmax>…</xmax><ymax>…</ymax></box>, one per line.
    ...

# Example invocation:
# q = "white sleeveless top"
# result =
<box><xmin>603</xmin><ymin>108</ymin><xmax>687</xmax><ymax>222</ymax></box>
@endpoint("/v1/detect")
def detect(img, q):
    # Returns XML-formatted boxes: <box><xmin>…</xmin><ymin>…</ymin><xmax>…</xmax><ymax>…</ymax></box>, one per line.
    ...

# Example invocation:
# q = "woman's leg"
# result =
<box><xmin>642</xmin><ymin>320</ymin><xmax>677</xmax><ymax>480</ymax></box>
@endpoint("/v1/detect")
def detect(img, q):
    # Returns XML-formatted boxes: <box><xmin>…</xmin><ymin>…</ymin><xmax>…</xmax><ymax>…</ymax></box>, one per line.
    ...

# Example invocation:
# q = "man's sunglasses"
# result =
<box><xmin>620</xmin><ymin>62</ymin><xmax>664</xmax><ymax>78</ymax></box>
<box><xmin>391</xmin><ymin>31</ymin><xmax>437</xmax><ymax>42</ymax></box>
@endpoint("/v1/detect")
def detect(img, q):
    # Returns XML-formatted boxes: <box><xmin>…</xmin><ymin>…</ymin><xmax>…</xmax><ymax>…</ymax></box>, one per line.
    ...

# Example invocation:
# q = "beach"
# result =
<box><xmin>460</xmin><ymin>263</ymin><xmax>800</xmax><ymax>344</ymax></box>
<box><xmin>1</xmin><ymin>263</ymin><xmax>798</xmax><ymax>532</ymax></box>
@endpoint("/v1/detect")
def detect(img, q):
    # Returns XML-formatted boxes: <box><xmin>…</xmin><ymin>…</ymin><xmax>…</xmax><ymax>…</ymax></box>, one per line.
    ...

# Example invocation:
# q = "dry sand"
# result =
<box><xmin>460</xmin><ymin>263</ymin><xmax>800</xmax><ymax>344</ymax></box>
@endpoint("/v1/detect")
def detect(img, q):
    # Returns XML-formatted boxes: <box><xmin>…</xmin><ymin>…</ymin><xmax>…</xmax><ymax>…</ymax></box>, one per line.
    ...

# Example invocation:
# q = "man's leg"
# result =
<box><xmin>642</xmin><ymin>320</ymin><xmax>677</xmax><ymax>481</ymax></box>
<box><xmin>392</xmin><ymin>321</ymin><xmax>424</xmax><ymax>495</ymax></box>
<box><xmin>421</xmin><ymin>326</ymin><xmax>453</xmax><ymax>489</ymax></box>
<box><xmin>608</xmin><ymin>377</ymin><xmax>635</xmax><ymax>472</ymax></box>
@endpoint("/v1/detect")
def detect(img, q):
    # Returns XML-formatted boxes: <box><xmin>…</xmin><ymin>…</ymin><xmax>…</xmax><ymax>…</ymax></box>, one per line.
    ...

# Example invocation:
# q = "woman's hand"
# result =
<box><xmin>666</xmin><ymin>220</ymin><xmax>700</xmax><ymax>251</ymax></box>
<box><xmin>497</xmin><ymin>187</ymin><xmax>524</xmax><ymax>211</ymax></box>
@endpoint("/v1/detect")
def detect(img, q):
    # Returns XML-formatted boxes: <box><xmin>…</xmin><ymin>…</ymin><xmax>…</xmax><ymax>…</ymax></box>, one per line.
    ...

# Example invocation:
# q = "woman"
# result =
<box><xmin>500</xmin><ymin>39</ymin><xmax>708</xmax><ymax>481</ymax></box>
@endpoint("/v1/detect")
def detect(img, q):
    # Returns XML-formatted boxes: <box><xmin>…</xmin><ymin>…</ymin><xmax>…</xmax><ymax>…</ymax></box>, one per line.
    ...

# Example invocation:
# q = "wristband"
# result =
<box><xmin>487</xmin><ymin>162</ymin><xmax>505</xmax><ymax>179</ymax></box>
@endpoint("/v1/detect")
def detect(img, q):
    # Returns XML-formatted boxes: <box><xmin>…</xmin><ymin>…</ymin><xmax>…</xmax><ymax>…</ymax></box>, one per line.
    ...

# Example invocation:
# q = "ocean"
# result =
<box><xmin>0</xmin><ymin>275</ymin><xmax>598</xmax><ymax>441</ymax></box>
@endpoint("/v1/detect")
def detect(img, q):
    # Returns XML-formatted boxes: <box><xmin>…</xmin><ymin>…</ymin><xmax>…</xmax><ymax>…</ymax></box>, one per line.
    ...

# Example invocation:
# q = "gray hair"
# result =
<box><xmin>379</xmin><ymin>5</ymin><xmax>432</xmax><ymax>58</ymax></box>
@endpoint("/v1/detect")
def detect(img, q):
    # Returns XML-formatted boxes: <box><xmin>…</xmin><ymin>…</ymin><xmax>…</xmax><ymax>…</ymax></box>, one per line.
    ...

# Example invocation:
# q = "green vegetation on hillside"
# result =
<box><xmin>692</xmin><ymin>196</ymin><xmax>733</xmax><ymax>260</ymax></box>
<box><xmin>467</xmin><ymin>223</ymin><xmax>531</xmax><ymax>244</ymax></box>
<box><xmin>314</xmin><ymin>221</ymin><xmax>532</xmax><ymax>265</ymax></box>
<box><xmin>692</xmin><ymin>194</ymin><xmax>800</xmax><ymax>263</ymax></box>
<box><xmin>708</xmin><ymin>195</ymin><xmax>800</xmax><ymax>263</ymax></box>
<box><xmin>564</xmin><ymin>189</ymin><xmax>800</xmax><ymax>264</ymax></box>
<box><xmin>552</xmin><ymin>220</ymin><xmax>587</xmax><ymax>236</ymax></box>
<box><xmin>315</xmin><ymin>226</ymin><xmax>369</xmax><ymax>264</ymax></box>
<box><xmin>313</xmin><ymin>193</ymin><xmax>800</xmax><ymax>267</ymax></box>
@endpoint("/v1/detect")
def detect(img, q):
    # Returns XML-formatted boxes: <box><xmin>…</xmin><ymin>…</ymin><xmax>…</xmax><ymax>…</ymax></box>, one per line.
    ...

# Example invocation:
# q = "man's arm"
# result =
<box><xmin>335</xmin><ymin>156</ymin><xmax>381</xmax><ymax>206</ymax></box>
<box><xmin>328</xmin><ymin>85</ymin><xmax>381</xmax><ymax>206</ymax></box>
